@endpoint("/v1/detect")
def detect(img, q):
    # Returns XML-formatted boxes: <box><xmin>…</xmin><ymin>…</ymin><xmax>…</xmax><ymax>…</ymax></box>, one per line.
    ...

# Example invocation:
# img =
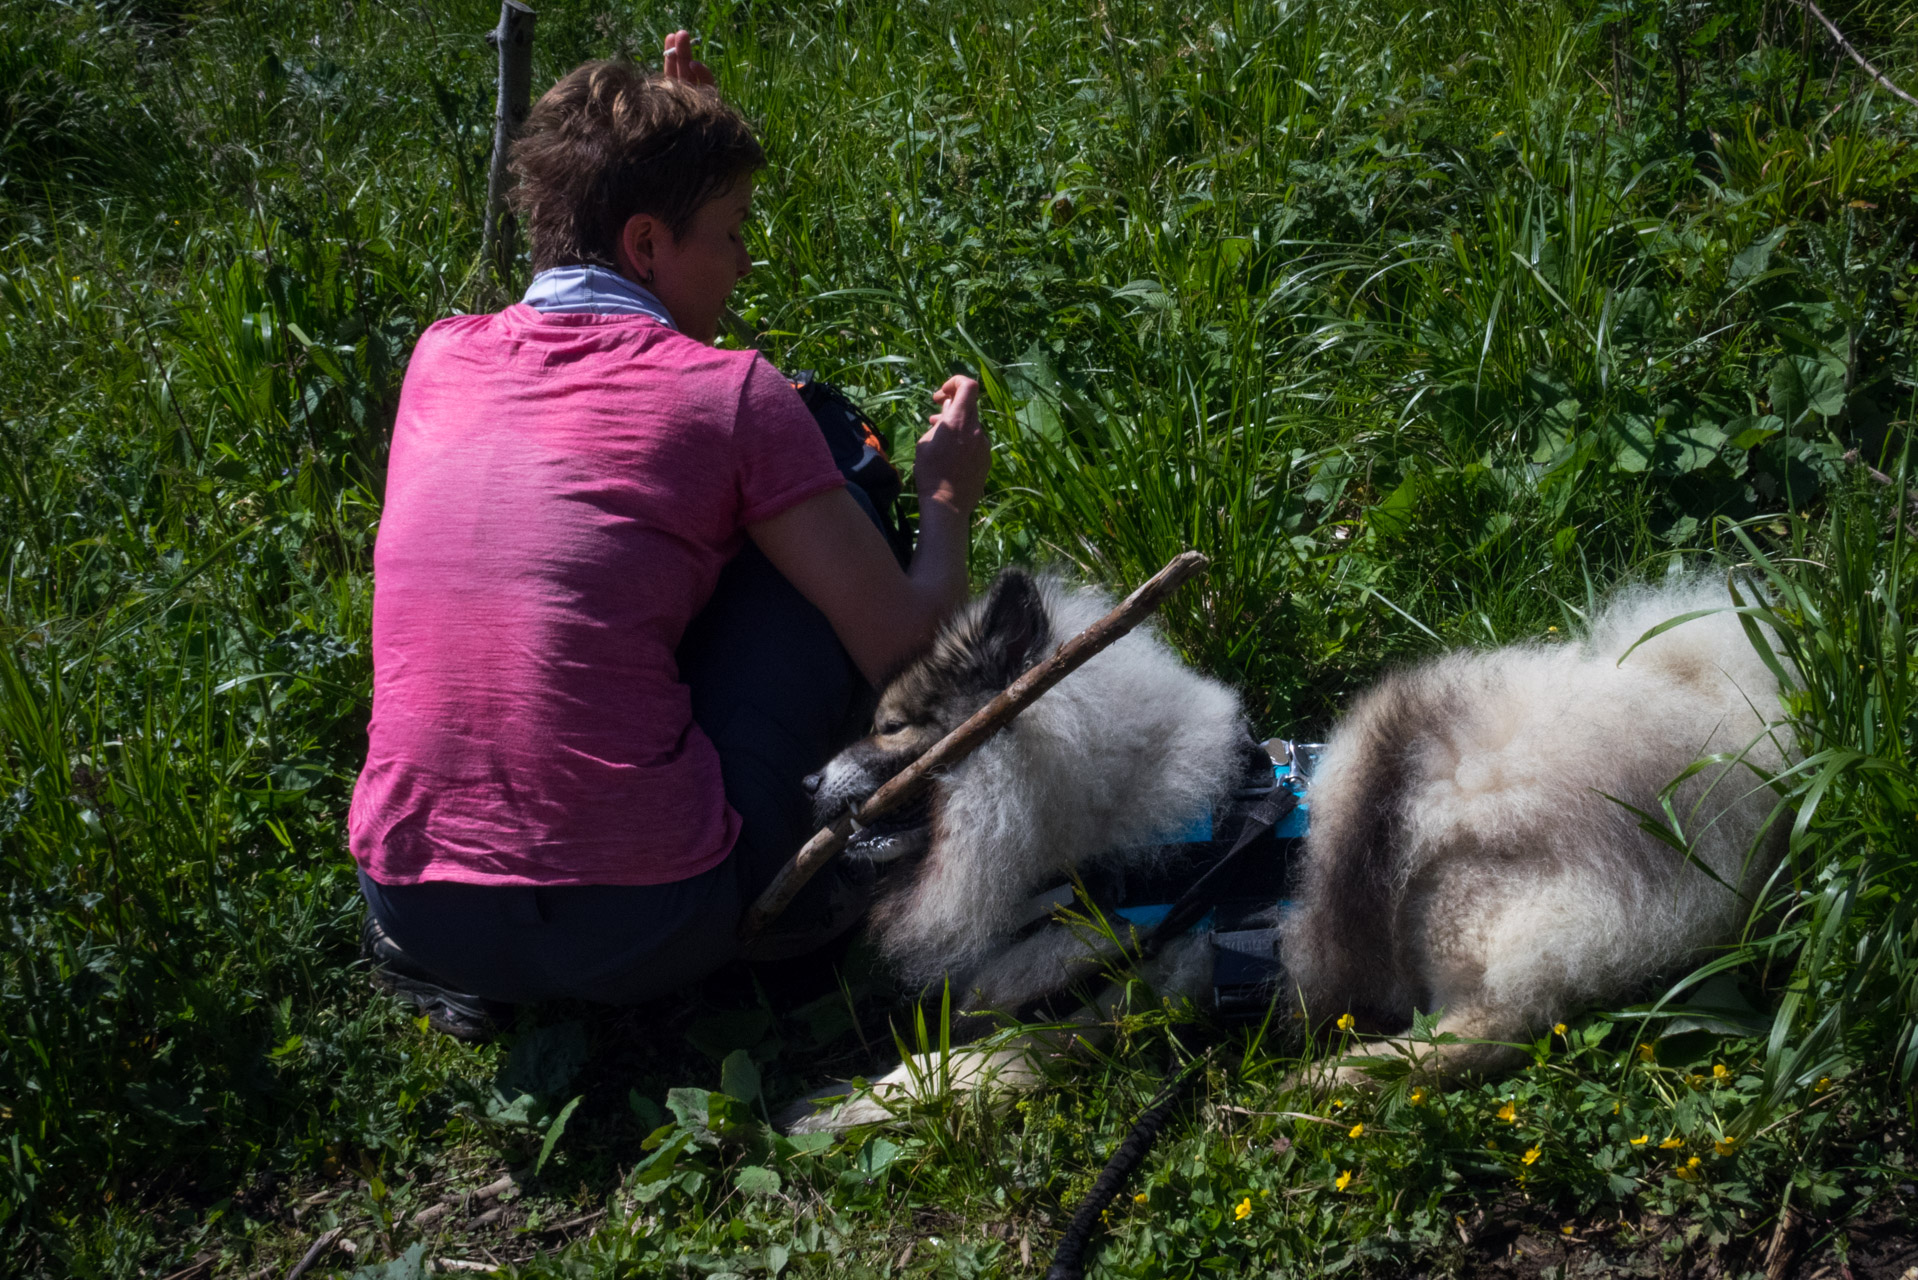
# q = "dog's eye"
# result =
<box><xmin>876</xmin><ymin>718</ymin><xmax>908</xmax><ymax>735</ymax></box>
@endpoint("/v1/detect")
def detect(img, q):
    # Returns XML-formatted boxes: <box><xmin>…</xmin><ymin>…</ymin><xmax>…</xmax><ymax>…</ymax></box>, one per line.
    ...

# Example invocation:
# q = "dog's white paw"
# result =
<box><xmin>776</xmin><ymin>1044</ymin><xmax>1057</xmax><ymax>1135</ymax></box>
<box><xmin>777</xmin><ymin>1088</ymin><xmax>899</xmax><ymax>1135</ymax></box>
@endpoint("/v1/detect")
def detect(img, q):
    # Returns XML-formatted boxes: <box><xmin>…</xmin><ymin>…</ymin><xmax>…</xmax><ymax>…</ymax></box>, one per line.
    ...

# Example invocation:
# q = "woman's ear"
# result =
<box><xmin>616</xmin><ymin>212</ymin><xmax>663</xmax><ymax>285</ymax></box>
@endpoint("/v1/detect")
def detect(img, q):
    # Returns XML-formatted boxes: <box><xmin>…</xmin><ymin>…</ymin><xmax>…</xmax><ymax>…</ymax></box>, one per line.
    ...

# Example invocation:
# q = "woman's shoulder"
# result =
<box><xmin>635</xmin><ymin>335</ymin><xmax>802</xmax><ymax>410</ymax></box>
<box><xmin>410</xmin><ymin>310</ymin><xmax>510</xmax><ymax>360</ymax></box>
<box><xmin>423</xmin><ymin>310</ymin><xmax>506</xmax><ymax>337</ymax></box>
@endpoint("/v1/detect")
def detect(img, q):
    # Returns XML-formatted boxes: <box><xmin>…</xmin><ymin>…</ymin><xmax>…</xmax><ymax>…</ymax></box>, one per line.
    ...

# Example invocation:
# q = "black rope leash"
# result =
<box><xmin>1044</xmin><ymin>1051</ymin><xmax>1212</xmax><ymax>1280</ymax></box>
<box><xmin>1045</xmin><ymin>781</ymin><xmax>1296</xmax><ymax>1277</ymax></box>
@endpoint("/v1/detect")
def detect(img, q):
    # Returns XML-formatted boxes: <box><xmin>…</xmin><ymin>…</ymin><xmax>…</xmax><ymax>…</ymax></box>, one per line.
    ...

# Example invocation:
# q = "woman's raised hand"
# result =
<box><xmin>915</xmin><ymin>376</ymin><xmax>990</xmax><ymax>514</ymax></box>
<box><xmin>662</xmin><ymin>30</ymin><xmax>715</xmax><ymax>86</ymax></box>
<box><xmin>748</xmin><ymin>375</ymin><xmax>989</xmax><ymax>681</ymax></box>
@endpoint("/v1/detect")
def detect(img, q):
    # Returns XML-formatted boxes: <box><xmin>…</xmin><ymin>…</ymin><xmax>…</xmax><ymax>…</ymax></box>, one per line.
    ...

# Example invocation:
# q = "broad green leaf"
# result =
<box><xmin>484</xmin><ymin>1091</ymin><xmax>539</xmax><ymax>1127</ymax></box>
<box><xmin>784</xmin><ymin>1130</ymin><xmax>835</xmax><ymax>1156</ymax></box>
<box><xmin>1769</xmin><ymin>357</ymin><xmax>1807</xmax><ymax>427</ymax></box>
<box><xmin>735</xmin><ymin>1164</ymin><xmax>782</xmax><ymax>1196</ymax></box>
<box><xmin>1658</xmin><ymin>424</ymin><xmax>1727</xmax><ymax>474</ymax></box>
<box><xmin>666</xmin><ymin>1087</ymin><xmax>711</xmax><ymax>1131</ymax></box>
<box><xmin>350</xmin><ymin>1244</ymin><xmax>426</xmax><ymax>1280</ymax></box>
<box><xmin>855</xmin><ymin>1136</ymin><xmax>901</xmax><ymax>1177</ymax></box>
<box><xmin>1368</xmin><ymin>472</ymin><xmax>1422</xmax><ymax>536</ymax></box>
<box><xmin>1770</xmin><ymin>355</ymin><xmax>1846</xmax><ymax>428</ymax></box>
<box><xmin>1725</xmin><ymin>414</ymin><xmax>1784</xmax><ymax>450</ymax></box>
<box><xmin>1611</xmin><ymin>413</ymin><xmax>1657</xmax><ymax>473</ymax></box>
<box><xmin>1728</xmin><ymin>227</ymin><xmax>1787</xmax><ymax>282</ymax></box>
<box><xmin>496</xmin><ymin>1022</ymin><xmax>587</xmax><ymax>1099</ymax></box>
<box><xmin>628</xmin><ymin>1131</ymin><xmax>695</xmax><ymax>1187</ymax></box>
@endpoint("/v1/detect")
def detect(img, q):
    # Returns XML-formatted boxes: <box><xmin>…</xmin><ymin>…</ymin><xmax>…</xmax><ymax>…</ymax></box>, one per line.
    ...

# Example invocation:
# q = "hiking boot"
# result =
<box><xmin>360</xmin><ymin>914</ymin><xmax>513</xmax><ymax>1043</ymax></box>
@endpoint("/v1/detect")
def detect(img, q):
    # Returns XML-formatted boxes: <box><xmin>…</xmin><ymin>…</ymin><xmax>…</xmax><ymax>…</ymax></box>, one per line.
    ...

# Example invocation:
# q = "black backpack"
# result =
<box><xmin>791</xmin><ymin>373</ymin><xmax>915</xmax><ymax>569</ymax></box>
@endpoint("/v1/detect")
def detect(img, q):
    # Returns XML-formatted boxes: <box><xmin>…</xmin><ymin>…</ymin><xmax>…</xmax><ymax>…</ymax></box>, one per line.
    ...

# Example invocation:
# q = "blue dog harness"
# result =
<box><xmin>1019</xmin><ymin>738</ymin><xmax>1320</xmax><ymax>1019</ymax></box>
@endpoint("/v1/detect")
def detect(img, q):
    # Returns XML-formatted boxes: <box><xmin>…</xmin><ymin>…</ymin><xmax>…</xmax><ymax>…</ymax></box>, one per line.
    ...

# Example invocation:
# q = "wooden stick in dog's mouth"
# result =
<box><xmin>737</xmin><ymin>551</ymin><xmax>1212</xmax><ymax>943</ymax></box>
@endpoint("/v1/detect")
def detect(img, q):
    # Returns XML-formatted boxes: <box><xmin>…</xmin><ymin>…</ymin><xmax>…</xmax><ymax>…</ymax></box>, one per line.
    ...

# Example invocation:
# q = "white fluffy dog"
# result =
<box><xmin>807</xmin><ymin>569</ymin><xmax>1244</xmax><ymax>999</ymax></box>
<box><xmin>1280</xmin><ymin>577</ymin><xmax>1788</xmax><ymax>1081</ymax></box>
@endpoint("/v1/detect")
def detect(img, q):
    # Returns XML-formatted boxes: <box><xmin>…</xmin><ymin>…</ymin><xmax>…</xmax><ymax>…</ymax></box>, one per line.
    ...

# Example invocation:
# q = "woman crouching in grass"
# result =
<box><xmin>348</xmin><ymin>36</ymin><xmax>989</xmax><ymax>1039</ymax></box>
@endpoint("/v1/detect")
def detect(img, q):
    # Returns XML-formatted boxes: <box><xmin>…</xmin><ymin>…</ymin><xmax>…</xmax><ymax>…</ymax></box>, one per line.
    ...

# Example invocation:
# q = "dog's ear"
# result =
<box><xmin>978</xmin><ymin>570</ymin><xmax>1053</xmax><ymax>687</ymax></box>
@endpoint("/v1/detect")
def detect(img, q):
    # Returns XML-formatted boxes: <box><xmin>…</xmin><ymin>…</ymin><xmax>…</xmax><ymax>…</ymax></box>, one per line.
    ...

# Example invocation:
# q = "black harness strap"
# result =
<box><xmin>1142</xmin><ymin>786</ymin><xmax>1297</xmax><ymax>956</ymax></box>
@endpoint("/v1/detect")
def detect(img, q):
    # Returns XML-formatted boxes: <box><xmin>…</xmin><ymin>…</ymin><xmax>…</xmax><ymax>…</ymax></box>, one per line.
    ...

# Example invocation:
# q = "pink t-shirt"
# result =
<box><xmin>348</xmin><ymin>305</ymin><xmax>845</xmax><ymax>887</ymax></box>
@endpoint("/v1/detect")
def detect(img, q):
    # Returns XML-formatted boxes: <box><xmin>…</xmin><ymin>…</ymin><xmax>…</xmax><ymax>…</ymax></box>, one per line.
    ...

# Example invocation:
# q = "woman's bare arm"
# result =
<box><xmin>749</xmin><ymin>376</ymin><xmax>988</xmax><ymax>685</ymax></box>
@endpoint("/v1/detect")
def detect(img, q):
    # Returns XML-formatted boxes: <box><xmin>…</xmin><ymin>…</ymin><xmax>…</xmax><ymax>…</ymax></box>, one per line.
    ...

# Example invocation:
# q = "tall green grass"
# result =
<box><xmin>1734</xmin><ymin>473</ymin><xmax>1918</xmax><ymax>1103</ymax></box>
<box><xmin>1</xmin><ymin>0</ymin><xmax>1915</xmax><ymax>1273</ymax></box>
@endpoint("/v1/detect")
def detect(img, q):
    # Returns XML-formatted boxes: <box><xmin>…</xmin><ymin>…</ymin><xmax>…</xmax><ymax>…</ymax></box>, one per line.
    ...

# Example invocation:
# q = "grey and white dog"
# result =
<box><xmin>786</xmin><ymin>570</ymin><xmax>1787</xmax><ymax>1130</ymax></box>
<box><xmin>808</xmin><ymin>568</ymin><xmax>1243</xmax><ymax>1008</ymax></box>
<box><xmin>1282</xmin><ymin>577</ymin><xmax>1788</xmax><ymax>1083</ymax></box>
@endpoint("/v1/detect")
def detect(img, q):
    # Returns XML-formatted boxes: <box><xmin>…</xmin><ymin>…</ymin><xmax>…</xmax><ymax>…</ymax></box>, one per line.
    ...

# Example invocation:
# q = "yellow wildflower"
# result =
<box><xmin>1408</xmin><ymin>1088</ymin><xmax>1427</xmax><ymax>1106</ymax></box>
<box><xmin>1522</xmin><ymin>1147</ymin><xmax>1541</xmax><ymax>1165</ymax></box>
<box><xmin>1336</xmin><ymin>1013</ymin><xmax>1356</xmax><ymax>1032</ymax></box>
<box><xmin>1332</xmin><ymin>1098</ymin><xmax>1347</xmax><ymax>1110</ymax></box>
<box><xmin>1659</xmin><ymin>1137</ymin><xmax>1683</xmax><ymax>1150</ymax></box>
<box><xmin>1629</xmin><ymin>1134</ymin><xmax>1650</xmax><ymax>1146</ymax></box>
<box><xmin>1712</xmin><ymin>1063</ymin><xmax>1729</xmax><ymax>1080</ymax></box>
<box><xmin>1334</xmin><ymin>1170</ymin><xmax>1352</xmax><ymax>1192</ymax></box>
<box><xmin>1636</xmin><ymin>1042</ymin><xmax>1656</xmax><ymax>1063</ymax></box>
<box><xmin>1674</xmin><ymin>1154</ymin><xmax>1704</xmax><ymax>1180</ymax></box>
<box><xmin>1689</xmin><ymin>1073</ymin><xmax>1706</xmax><ymax>1087</ymax></box>
<box><xmin>1235</xmin><ymin>1197</ymin><xmax>1253</xmax><ymax>1220</ymax></box>
<box><xmin>1348</xmin><ymin>1122</ymin><xmax>1365</xmax><ymax>1139</ymax></box>
<box><xmin>1496</xmin><ymin>1102</ymin><xmax>1517</xmax><ymax>1123</ymax></box>
<box><xmin>1134</xmin><ymin>1192</ymin><xmax>1149</xmax><ymax>1204</ymax></box>
<box><xmin>1714</xmin><ymin>1137</ymin><xmax>1737</xmax><ymax>1156</ymax></box>
<box><xmin>1611</xmin><ymin>1101</ymin><xmax>1621</xmax><ymax>1115</ymax></box>
<box><xmin>1552</xmin><ymin>1023</ymin><xmax>1567</xmax><ymax>1036</ymax></box>
<box><xmin>1813</xmin><ymin>1076</ymin><xmax>1832</xmax><ymax>1093</ymax></box>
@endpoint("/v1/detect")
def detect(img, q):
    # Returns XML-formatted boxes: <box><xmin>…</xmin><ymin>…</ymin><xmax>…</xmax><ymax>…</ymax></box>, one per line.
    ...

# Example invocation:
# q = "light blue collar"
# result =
<box><xmin>521</xmin><ymin>265</ymin><xmax>677</xmax><ymax>328</ymax></box>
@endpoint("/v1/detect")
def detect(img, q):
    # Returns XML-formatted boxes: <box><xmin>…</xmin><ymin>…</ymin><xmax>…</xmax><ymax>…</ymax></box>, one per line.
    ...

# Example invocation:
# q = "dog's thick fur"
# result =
<box><xmin>1281</xmin><ymin>577</ymin><xmax>1788</xmax><ymax>1081</ymax></box>
<box><xmin>787</xmin><ymin>571</ymin><xmax>1787</xmax><ymax>1129</ymax></box>
<box><xmin>811</xmin><ymin>570</ymin><xmax>1245</xmax><ymax>993</ymax></box>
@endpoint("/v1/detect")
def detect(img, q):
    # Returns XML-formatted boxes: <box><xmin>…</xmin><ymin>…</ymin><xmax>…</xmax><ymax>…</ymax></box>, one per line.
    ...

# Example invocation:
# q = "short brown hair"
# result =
<box><xmin>511</xmin><ymin>60</ymin><xmax>765</xmax><ymax>274</ymax></box>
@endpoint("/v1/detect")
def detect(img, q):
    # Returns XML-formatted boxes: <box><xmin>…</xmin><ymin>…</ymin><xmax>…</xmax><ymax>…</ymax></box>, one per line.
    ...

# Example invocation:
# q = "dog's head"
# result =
<box><xmin>805</xmin><ymin>570</ymin><xmax>1056</xmax><ymax>851</ymax></box>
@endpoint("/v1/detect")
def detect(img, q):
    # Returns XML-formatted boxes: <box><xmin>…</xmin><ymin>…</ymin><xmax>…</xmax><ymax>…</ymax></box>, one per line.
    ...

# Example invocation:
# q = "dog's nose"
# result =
<box><xmin>801</xmin><ymin>772</ymin><xmax>822</xmax><ymax>796</ymax></box>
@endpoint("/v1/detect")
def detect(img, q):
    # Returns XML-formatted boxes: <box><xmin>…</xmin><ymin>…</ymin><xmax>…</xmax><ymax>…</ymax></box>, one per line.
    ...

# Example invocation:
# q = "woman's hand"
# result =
<box><xmin>662</xmin><ymin>30</ymin><xmax>715</xmax><ymax>86</ymax></box>
<box><xmin>914</xmin><ymin>376</ymin><xmax>989</xmax><ymax>514</ymax></box>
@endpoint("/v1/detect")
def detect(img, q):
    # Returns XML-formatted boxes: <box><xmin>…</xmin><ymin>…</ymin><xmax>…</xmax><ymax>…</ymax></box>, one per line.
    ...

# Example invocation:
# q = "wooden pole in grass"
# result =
<box><xmin>481</xmin><ymin>1</ymin><xmax>538</xmax><ymax>285</ymax></box>
<box><xmin>737</xmin><ymin>550</ymin><xmax>1211</xmax><ymax>944</ymax></box>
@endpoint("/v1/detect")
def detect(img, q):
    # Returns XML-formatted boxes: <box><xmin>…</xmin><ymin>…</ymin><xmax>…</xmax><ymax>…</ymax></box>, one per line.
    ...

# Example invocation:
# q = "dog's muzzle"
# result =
<box><xmin>807</xmin><ymin>756</ymin><xmax>886</xmax><ymax>826</ymax></box>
